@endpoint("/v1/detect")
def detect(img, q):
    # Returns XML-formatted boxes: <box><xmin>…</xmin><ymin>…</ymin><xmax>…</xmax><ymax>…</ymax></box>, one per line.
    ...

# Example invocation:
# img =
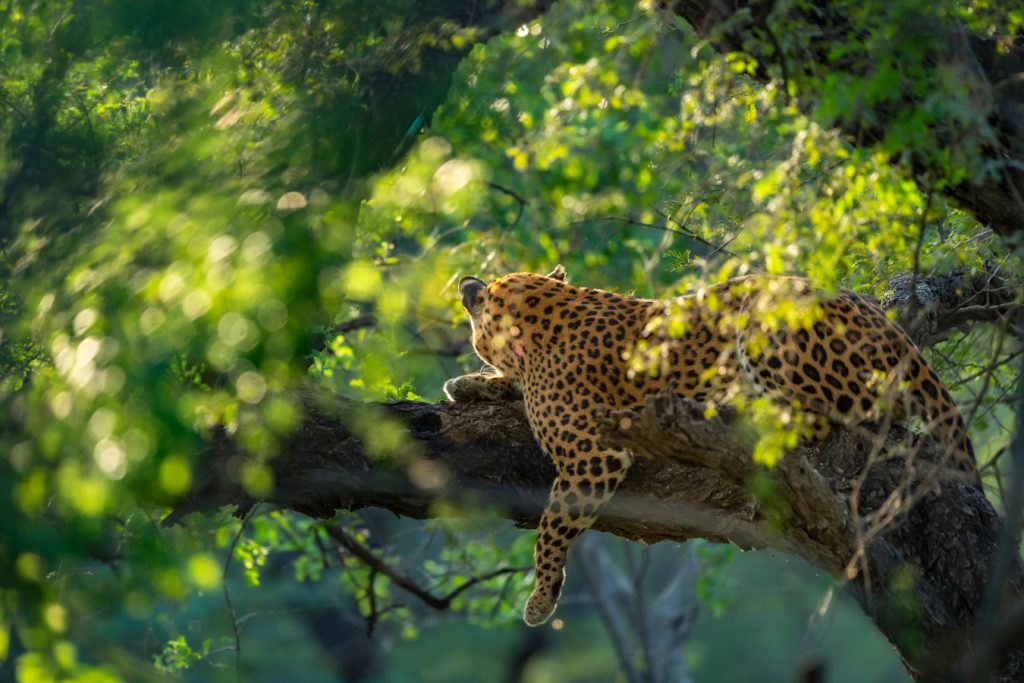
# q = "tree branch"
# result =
<box><xmin>169</xmin><ymin>385</ymin><xmax>1019</xmax><ymax>679</ymax></box>
<box><xmin>578</xmin><ymin>536</ymin><xmax>699</xmax><ymax>683</ymax></box>
<box><xmin>323</xmin><ymin>522</ymin><xmax>528</xmax><ymax>614</ymax></box>
<box><xmin>883</xmin><ymin>269</ymin><xmax>1021</xmax><ymax>348</ymax></box>
<box><xmin>168</xmin><ymin>271</ymin><xmax>1024</xmax><ymax>680</ymax></box>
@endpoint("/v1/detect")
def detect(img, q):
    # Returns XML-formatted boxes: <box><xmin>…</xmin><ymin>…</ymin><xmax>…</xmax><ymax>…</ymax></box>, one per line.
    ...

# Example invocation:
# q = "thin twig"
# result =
<box><xmin>568</xmin><ymin>214</ymin><xmax>736</xmax><ymax>258</ymax></box>
<box><xmin>443</xmin><ymin>566</ymin><xmax>533</xmax><ymax>605</ymax></box>
<box><xmin>908</xmin><ymin>185</ymin><xmax>934</xmax><ymax>313</ymax></box>
<box><xmin>366</xmin><ymin>567</ymin><xmax>380</xmax><ymax>636</ymax></box>
<box><xmin>323</xmin><ymin>523</ymin><xmax>528</xmax><ymax>611</ymax></box>
<box><xmin>971</xmin><ymin>357</ymin><xmax>1024</xmax><ymax>682</ymax></box>
<box><xmin>335</xmin><ymin>315</ymin><xmax>379</xmax><ymax>334</ymax></box>
<box><xmin>223</xmin><ymin>508</ymin><xmax>254</xmax><ymax>683</ymax></box>
<box><xmin>486</xmin><ymin>181</ymin><xmax>528</xmax><ymax>229</ymax></box>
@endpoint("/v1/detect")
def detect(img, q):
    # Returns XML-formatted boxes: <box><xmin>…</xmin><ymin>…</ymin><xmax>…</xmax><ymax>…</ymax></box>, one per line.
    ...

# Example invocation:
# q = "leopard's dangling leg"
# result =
<box><xmin>523</xmin><ymin>448</ymin><xmax>632</xmax><ymax>626</ymax></box>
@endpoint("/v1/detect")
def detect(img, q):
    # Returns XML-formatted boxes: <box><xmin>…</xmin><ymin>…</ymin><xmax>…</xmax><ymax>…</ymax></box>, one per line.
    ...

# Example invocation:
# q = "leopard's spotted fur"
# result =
<box><xmin>445</xmin><ymin>266</ymin><xmax>978</xmax><ymax>626</ymax></box>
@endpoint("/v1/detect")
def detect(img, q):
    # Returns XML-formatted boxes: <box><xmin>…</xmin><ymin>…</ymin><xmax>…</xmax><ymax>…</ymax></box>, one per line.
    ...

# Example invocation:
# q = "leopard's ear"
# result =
<box><xmin>458</xmin><ymin>276</ymin><xmax>487</xmax><ymax>312</ymax></box>
<box><xmin>547</xmin><ymin>264</ymin><xmax>566</xmax><ymax>282</ymax></box>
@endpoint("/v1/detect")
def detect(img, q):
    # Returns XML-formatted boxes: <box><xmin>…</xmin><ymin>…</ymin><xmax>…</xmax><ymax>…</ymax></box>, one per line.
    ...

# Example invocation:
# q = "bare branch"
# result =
<box><xmin>324</xmin><ymin>522</ymin><xmax>527</xmax><ymax>613</ymax></box>
<box><xmin>222</xmin><ymin>510</ymin><xmax>252</xmax><ymax>683</ymax></box>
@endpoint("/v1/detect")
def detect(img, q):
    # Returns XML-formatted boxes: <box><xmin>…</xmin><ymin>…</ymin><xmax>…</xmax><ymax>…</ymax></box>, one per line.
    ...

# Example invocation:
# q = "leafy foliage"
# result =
<box><xmin>0</xmin><ymin>0</ymin><xmax>1019</xmax><ymax>680</ymax></box>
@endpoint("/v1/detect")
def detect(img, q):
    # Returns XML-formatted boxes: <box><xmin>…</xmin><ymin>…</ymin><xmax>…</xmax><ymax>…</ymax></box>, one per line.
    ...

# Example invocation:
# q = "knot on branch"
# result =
<box><xmin>598</xmin><ymin>389</ymin><xmax>749</xmax><ymax>475</ymax></box>
<box><xmin>884</xmin><ymin>269</ymin><xmax>1019</xmax><ymax>347</ymax></box>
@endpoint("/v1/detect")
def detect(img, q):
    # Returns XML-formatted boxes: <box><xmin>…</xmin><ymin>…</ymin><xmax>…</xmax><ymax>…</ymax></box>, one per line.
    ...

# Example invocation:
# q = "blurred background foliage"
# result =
<box><xmin>0</xmin><ymin>0</ymin><xmax>1020</xmax><ymax>680</ymax></box>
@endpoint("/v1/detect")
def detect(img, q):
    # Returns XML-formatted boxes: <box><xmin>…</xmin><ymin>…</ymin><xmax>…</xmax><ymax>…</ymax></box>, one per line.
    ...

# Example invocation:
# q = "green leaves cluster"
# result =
<box><xmin>0</xmin><ymin>0</ymin><xmax>1019</xmax><ymax>679</ymax></box>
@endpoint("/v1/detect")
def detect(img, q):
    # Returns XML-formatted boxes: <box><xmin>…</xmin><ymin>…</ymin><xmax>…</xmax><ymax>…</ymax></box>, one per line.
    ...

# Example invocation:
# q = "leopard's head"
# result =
<box><xmin>458</xmin><ymin>265</ymin><xmax>566</xmax><ymax>374</ymax></box>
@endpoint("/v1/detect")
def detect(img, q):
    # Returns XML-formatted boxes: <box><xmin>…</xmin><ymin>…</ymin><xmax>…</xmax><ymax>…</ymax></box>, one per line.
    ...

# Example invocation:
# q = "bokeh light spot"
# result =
<box><xmin>159</xmin><ymin>457</ymin><xmax>192</xmax><ymax>496</ymax></box>
<box><xmin>187</xmin><ymin>554</ymin><xmax>222</xmax><ymax>590</ymax></box>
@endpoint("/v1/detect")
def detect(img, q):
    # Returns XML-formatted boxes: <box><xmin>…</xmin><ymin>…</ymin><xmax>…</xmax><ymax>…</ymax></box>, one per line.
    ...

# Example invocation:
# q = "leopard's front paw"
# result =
<box><xmin>443</xmin><ymin>375</ymin><xmax>482</xmax><ymax>402</ymax></box>
<box><xmin>443</xmin><ymin>373</ymin><xmax>522</xmax><ymax>402</ymax></box>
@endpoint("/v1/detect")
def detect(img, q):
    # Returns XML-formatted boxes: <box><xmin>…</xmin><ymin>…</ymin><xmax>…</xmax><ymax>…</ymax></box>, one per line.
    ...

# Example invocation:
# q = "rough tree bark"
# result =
<box><xmin>168</xmin><ymin>271</ymin><xmax>1023</xmax><ymax>682</ymax></box>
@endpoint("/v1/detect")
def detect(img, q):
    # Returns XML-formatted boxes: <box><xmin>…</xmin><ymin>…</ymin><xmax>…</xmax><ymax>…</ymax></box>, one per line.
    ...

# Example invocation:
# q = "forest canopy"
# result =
<box><xmin>1</xmin><ymin>0</ymin><xmax>1023</xmax><ymax>681</ymax></box>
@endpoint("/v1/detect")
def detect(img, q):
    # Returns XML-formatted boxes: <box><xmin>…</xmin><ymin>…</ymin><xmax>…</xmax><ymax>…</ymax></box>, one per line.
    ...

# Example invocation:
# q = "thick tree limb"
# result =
<box><xmin>169</xmin><ymin>386</ymin><xmax>1019</xmax><ymax>680</ymax></box>
<box><xmin>167</xmin><ymin>269</ymin><xmax>1022</xmax><ymax>681</ymax></box>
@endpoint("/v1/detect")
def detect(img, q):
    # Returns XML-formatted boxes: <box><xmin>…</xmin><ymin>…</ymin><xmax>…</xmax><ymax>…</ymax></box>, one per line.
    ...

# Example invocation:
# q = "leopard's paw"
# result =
<box><xmin>523</xmin><ymin>575</ymin><xmax>563</xmax><ymax>627</ymax></box>
<box><xmin>443</xmin><ymin>373</ymin><xmax>522</xmax><ymax>402</ymax></box>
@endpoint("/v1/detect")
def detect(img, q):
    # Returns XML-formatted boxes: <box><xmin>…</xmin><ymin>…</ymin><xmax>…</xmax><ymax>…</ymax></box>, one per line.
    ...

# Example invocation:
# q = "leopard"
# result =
<box><xmin>444</xmin><ymin>265</ymin><xmax>979</xmax><ymax>627</ymax></box>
